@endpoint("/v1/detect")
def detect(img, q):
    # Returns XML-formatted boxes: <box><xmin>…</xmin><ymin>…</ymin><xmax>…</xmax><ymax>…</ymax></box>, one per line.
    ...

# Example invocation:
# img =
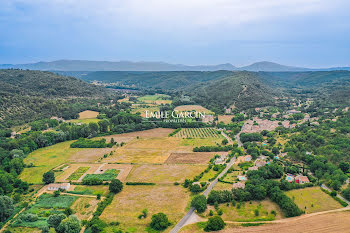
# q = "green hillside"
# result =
<box><xmin>189</xmin><ymin>71</ymin><xmax>281</xmax><ymax>112</ymax></box>
<box><xmin>0</xmin><ymin>69</ymin><xmax>110</xmax><ymax>127</ymax></box>
<box><xmin>81</xmin><ymin>70</ymin><xmax>234</xmax><ymax>89</ymax></box>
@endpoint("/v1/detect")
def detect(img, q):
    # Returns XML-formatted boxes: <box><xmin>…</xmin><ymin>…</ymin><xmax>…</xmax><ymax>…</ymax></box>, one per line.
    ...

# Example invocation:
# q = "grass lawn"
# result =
<box><xmin>70</xmin><ymin>185</ymin><xmax>110</xmax><ymax>196</ymax></box>
<box><xmin>126</xmin><ymin>164</ymin><xmax>207</xmax><ymax>183</ymax></box>
<box><xmin>137</xmin><ymin>94</ymin><xmax>171</xmax><ymax>104</ymax></box>
<box><xmin>203</xmin><ymin>200</ymin><xmax>283</xmax><ymax>222</ymax></box>
<box><xmin>20</xmin><ymin>141</ymin><xmax>86</xmax><ymax>183</ymax></box>
<box><xmin>222</xmin><ymin>171</ymin><xmax>239</xmax><ymax>183</ymax></box>
<box><xmin>83</xmin><ymin>169</ymin><xmax>120</xmax><ymax>181</ymax></box>
<box><xmin>199</xmin><ymin>169</ymin><xmax>217</xmax><ymax>182</ymax></box>
<box><xmin>285</xmin><ymin>187</ymin><xmax>342</xmax><ymax>213</ymax></box>
<box><xmin>67</xmin><ymin>166</ymin><xmax>90</xmax><ymax>181</ymax></box>
<box><xmin>100</xmin><ymin>185</ymin><xmax>190</xmax><ymax>232</ymax></box>
<box><xmin>213</xmin><ymin>182</ymin><xmax>233</xmax><ymax>191</ymax></box>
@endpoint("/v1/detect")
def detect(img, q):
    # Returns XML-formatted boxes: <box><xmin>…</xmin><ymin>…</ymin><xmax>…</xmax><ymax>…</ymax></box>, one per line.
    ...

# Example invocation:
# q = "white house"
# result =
<box><xmin>47</xmin><ymin>183</ymin><xmax>71</xmax><ymax>191</ymax></box>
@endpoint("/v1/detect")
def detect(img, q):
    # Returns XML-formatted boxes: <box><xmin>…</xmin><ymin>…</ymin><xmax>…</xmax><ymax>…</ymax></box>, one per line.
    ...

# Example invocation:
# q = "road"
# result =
<box><xmin>170</xmin><ymin>131</ymin><xmax>239</xmax><ymax>233</ymax></box>
<box><xmin>321</xmin><ymin>184</ymin><xmax>350</xmax><ymax>205</ymax></box>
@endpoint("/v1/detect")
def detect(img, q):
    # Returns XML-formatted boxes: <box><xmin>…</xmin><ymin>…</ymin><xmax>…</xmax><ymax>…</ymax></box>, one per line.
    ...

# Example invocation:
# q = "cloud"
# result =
<box><xmin>0</xmin><ymin>0</ymin><xmax>349</xmax><ymax>65</ymax></box>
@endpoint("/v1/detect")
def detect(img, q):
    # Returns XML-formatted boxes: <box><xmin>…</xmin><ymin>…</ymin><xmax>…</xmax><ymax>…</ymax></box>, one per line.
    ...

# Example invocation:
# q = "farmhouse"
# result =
<box><xmin>47</xmin><ymin>183</ymin><xmax>71</xmax><ymax>191</ymax></box>
<box><xmin>248</xmin><ymin>166</ymin><xmax>258</xmax><ymax>171</ymax></box>
<box><xmin>255</xmin><ymin>160</ymin><xmax>266</xmax><ymax>167</ymax></box>
<box><xmin>232</xmin><ymin>182</ymin><xmax>245</xmax><ymax>189</ymax></box>
<box><xmin>215</xmin><ymin>154</ymin><xmax>227</xmax><ymax>165</ymax></box>
<box><xmin>295</xmin><ymin>175</ymin><xmax>310</xmax><ymax>184</ymax></box>
<box><xmin>244</xmin><ymin>155</ymin><xmax>252</xmax><ymax>162</ymax></box>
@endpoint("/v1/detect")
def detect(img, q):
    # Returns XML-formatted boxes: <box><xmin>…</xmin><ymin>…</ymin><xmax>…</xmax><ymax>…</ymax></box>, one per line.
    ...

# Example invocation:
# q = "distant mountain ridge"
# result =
<box><xmin>1</xmin><ymin>59</ymin><xmax>349</xmax><ymax>72</ymax></box>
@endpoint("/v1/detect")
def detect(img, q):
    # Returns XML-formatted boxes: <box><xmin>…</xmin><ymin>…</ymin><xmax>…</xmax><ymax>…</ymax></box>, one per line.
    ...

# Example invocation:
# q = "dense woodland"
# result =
<box><xmin>0</xmin><ymin>69</ymin><xmax>112</xmax><ymax>127</ymax></box>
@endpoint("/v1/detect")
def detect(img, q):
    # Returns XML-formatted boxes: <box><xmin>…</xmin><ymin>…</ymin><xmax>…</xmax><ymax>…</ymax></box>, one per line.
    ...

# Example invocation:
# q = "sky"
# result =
<box><xmin>0</xmin><ymin>0</ymin><xmax>350</xmax><ymax>67</ymax></box>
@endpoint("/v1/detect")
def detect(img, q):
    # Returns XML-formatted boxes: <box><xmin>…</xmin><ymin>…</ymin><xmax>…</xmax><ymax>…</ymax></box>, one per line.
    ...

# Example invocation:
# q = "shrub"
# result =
<box><xmin>20</xmin><ymin>213</ymin><xmax>38</xmax><ymax>222</ymax></box>
<box><xmin>42</xmin><ymin>171</ymin><xmax>55</xmax><ymax>184</ymax></box>
<box><xmin>150</xmin><ymin>213</ymin><xmax>171</xmax><ymax>231</ymax></box>
<box><xmin>204</xmin><ymin>216</ymin><xmax>225</xmax><ymax>231</ymax></box>
<box><xmin>109</xmin><ymin>179</ymin><xmax>123</xmax><ymax>194</ymax></box>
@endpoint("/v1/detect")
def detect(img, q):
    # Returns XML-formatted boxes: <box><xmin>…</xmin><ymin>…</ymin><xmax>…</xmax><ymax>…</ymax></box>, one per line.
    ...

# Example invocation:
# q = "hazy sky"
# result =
<box><xmin>1</xmin><ymin>0</ymin><xmax>350</xmax><ymax>67</ymax></box>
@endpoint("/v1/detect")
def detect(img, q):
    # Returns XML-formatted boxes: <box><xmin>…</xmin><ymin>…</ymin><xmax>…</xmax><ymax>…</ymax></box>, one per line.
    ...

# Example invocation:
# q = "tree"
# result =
<box><xmin>42</xmin><ymin>171</ymin><xmax>55</xmax><ymax>184</ymax></box>
<box><xmin>109</xmin><ymin>179</ymin><xmax>123</xmax><ymax>194</ymax></box>
<box><xmin>342</xmin><ymin>186</ymin><xmax>350</xmax><ymax>201</ymax></box>
<box><xmin>150</xmin><ymin>213</ymin><xmax>171</xmax><ymax>230</ymax></box>
<box><xmin>204</xmin><ymin>216</ymin><xmax>225</xmax><ymax>231</ymax></box>
<box><xmin>339</xmin><ymin>162</ymin><xmax>350</xmax><ymax>173</ymax></box>
<box><xmin>47</xmin><ymin>213</ymin><xmax>66</xmax><ymax>230</ymax></box>
<box><xmin>56</xmin><ymin>215</ymin><xmax>81</xmax><ymax>233</ymax></box>
<box><xmin>0</xmin><ymin>196</ymin><xmax>14</xmax><ymax>222</ymax></box>
<box><xmin>191</xmin><ymin>195</ymin><xmax>207</xmax><ymax>213</ymax></box>
<box><xmin>222</xmin><ymin>139</ymin><xmax>228</xmax><ymax>145</ymax></box>
<box><xmin>190</xmin><ymin>184</ymin><xmax>201</xmax><ymax>193</ymax></box>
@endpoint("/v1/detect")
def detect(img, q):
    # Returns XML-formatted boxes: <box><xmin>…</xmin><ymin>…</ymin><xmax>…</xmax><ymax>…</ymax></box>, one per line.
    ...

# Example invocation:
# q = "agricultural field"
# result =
<box><xmin>13</xmin><ymin>194</ymin><xmax>78</xmax><ymax>229</ymax></box>
<box><xmin>131</xmin><ymin>105</ymin><xmax>160</xmax><ymax>118</ymax></box>
<box><xmin>20</xmin><ymin>141</ymin><xmax>114</xmax><ymax>183</ymax></box>
<box><xmin>180</xmin><ymin>138</ymin><xmax>224</xmax><ymax>147</ymax></box>
<box><xmin>181</xmin><ymin>211</ymin><xmax>350</xmax><ymax>233</ymax></box>
<box><xmin>174</xmin><ymin>105</ymin><xmax>213</xmax><ymax>114</ymax></box>
<box><xmin>83</xmin><ymin>169</ymin><xmax>120</xmax><ymax>181</ymax></box>
<box><xmin>68</xmin><ymin>110</ymin><xmax>101</xmax><ymax>124</ymax></box>
<box><xmin>67</xmin><ymin>166</ymin><xmax>90</xmax><ymax>181</ymax></box>
<box><xmin>137</xmin><ymin>94</ymin><xmax>172</xmax><ymax>105</ymax></box>
<box><xmin>165</xmin><ymin>152</ymin><xmax>217</xmax><ymax>164</ymax></box>
<box><xmin>218</xmin><ymin>115</ymin><xmax>234</xmax><ymax>124</ymax></box>
<box><xmin>57</xmin><ymin>163</ymin><xmax>132</xmax><ymax>183</ymax></box>
<box><xmin>70</xmin><ymin>185</ymin><xmax>110</xmax><ymax>196</ymax></box>
<box><xmin>100</xmin><ymin>185</ymin><xmax>190</xmax><ymax>232</ymax></box>
<box><xmin>78</xmin><ymin>110</ymin><xmax>99</xmax><ymax>119</ymax></box>
<box><xmin>285</xmin><ymin>187</ymin><xmax>342</xmax><ymax>213</ymax></box>
<box><xmin>126</xmin><ymin>164</ymin><xmax>207</xmax><ymax>183</ymax></box>
<box><xmin>203</xmin><ymin>200</ymin><xmax>283</xmax><ymax>222</ymax></box>
<box><xmin>71</xmin><ymin>197</ymin><xmax>99</xmax><ymax>220</ymax></box>
<box><xmin>20</xmin><ymin>141</ymin><xmax>85</xmax><ymax>183</ymax></box>
<box><xmin>102</xmin><ymin>137</ymin><xmax>190</xmax><ymax>164</ymax></box>
<box><xmin>174</xmin><ymin>128</ymin><xmax>221</xmax><ymax>138</ymax></box>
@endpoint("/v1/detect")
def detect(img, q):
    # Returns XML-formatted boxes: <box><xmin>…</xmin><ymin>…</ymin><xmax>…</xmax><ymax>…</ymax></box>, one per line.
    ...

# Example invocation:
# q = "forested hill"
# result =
<box><xmin>188</xmin><ymin>72</ymin><xmax>281</xmax><ymax>112</ymax></box>
<box><xmin>0</xmin><ymin>69</ymin><xmax>106</xmax><ymax>97</ymax></box>
<box><xmin>0</xmin><ymin>69</ymin><xmax>110</xmax><ymax>128</ymax></box>
<box><xmin>80</xmin><ymin>70</ymin><xmax>235</xmax><ymax>89</ymax></box>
